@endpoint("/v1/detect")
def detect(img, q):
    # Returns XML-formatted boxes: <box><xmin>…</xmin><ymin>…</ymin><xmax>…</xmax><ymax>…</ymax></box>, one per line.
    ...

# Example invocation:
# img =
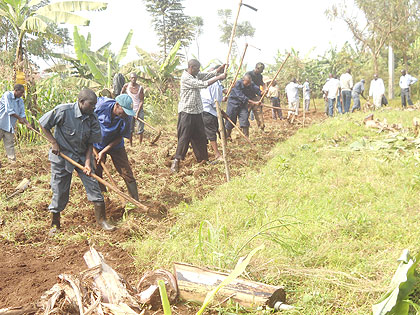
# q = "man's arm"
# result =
<box><xmin>41</xmin><ymin>125</ymin><xmax>60</xmax><ymax>156</ymax></box>
<box><xmin>84</xmin><ymin>144</ymin><xmax>94</xmax><ymax>175</ymax></box>
<box><xmin>410</xmin><ymin>76</ymin><xmax>418</xmax><ymax>85</ymax></box>
<box><xmin>136</xmin><ymin>87</ymin><xmax>144</xmax><ymax>118</ymax></box>
<box><xmin>120</xmin><ymin>83</ymin><xmax>128</xmax><ymax>94</ymax></box>
<box><xmin>95</xmin><ymin>136</ymin><xmax>122</xmax><ymax>164</ymax></box>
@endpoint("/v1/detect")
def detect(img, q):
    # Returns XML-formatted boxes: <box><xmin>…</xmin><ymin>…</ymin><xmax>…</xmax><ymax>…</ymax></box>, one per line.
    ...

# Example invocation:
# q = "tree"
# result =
<box><xmin>143</xmin><ymin>0</ymin><xmax>195</xmax><ymax>58</ymax></box>
<box><xmin>326</xmin><ymin>0</ymin><xmax>417</xmax><ymax>73</ymax></box>
<box><xmin>0</xmin><ymin>0</ymin><xmax>108</xmax><ymax>75</ymax></box>
<box><xmin>217</xmin><ymin>9</ymin><xmax>255</xmax><ymax>56</ymax></box>
<box><xmin>191</xmin><ymin>16</ymin><xmax>203</xmax><ymax>60</ymax></box>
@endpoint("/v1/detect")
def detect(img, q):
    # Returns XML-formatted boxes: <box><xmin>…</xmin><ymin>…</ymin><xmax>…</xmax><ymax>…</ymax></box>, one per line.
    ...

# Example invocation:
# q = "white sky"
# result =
<box><xmin>52</xmin><ymin>0</ymin><xmax>355</xmax><ymax>71</ymax></box>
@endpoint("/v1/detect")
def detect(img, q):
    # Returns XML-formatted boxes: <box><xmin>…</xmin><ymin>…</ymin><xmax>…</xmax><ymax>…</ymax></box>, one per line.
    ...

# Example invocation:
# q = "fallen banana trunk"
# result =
<box><xmin>173</xmin><ymin>262</ymin><xmax>287</xmax><ymax>309</ymax></box>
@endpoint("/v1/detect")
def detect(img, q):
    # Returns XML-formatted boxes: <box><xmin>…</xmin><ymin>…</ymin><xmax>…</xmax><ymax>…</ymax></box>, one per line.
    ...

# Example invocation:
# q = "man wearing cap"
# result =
<box><xmin>351</xmin><ymin>79</ymin><xmax>366</xmax><ymax>112</ymax></box>
<box><xmin>93</xmin><ymin>94</ymin><xmax>139</xmax><ymax>201</ymax></box>
<box><xmin>369</xmin><ymin>74</ymin><xmax>385</xmax><ymax>109</ymax></box>
<box><xmin>39</xmin><ymin>88</ymin><xmax>115</xmax><ymax>235</ymax></box>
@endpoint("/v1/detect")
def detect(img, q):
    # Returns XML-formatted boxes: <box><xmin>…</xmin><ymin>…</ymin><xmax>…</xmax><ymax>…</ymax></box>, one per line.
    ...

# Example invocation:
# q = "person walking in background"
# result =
<box><xmin>94</xmin><ymin>94</ymin><xmax>139</xmax><ymax>201</ymax></box>
<box><xmin>340</xmin><ymin>69</ymin><xmax>353</xmax><ymax>113</ymax></box>
<box><xmin>200</xmin><ymin>65</ymin><xmax>225</xmax><ymax>162</ymax></box>
<box><xmin>285</xmin><ymin>78</ymin><xmax>303</xmax><ymax>121</ymax></box>
<box><xmin>399</xmin><ymin>70</ymin><xmax>418</xmax><ymax>108</ymax></box>
<box><xmin>369</xmin><ymin>74</ymin><xmax>385</xmax><ymax>109</ymax></box>
<box><xmin>121</xmin><ymin>72</ymin><xmax>145</xmax><ymax>145</ymax></box>
<box><xmin>39</xmin><ymin>88</ymin><xmax>116</xmax><ymax>235</ymax></box>
<box><xmin>351</xmin><ymin>79</ymin><xmax>366</xmax><ymax>112</ymax></box>
<box><xmin>322</xmin><ymin>73</ymin><xmax>340</xmax><ymax>117</ymax></box>
<box><xmin>0</xmin><ymin>84</ymin><xmax>30</xmax><ymax>165</ymax></box>
<box><xmin>225</xmin><ymin>73</ymin><xmax>261</xmax><ymax>138</ymax></box>
<box><xmin>170</xmin><ymin>59</ymin><xmax>226</xmax><ymax>173</ymax></box>
<box><xmin>246</xmin><ymin>62</ymin><xmax>266</xmax><ymax>131</ymax></box>
<box><xmin>303</xmin><ymin>79</ymin><xmax>311</xmax><ymax>112</ymax></box>
<box><xmin>267</xmin><ymin>80</ymin><xmax>282</xmax><ymax>120</ymax></box>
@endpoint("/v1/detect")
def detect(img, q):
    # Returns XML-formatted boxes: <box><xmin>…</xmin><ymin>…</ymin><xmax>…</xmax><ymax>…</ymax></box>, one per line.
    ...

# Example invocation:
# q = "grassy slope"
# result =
<box><xmin>129</xmin><ymin>107</ymin><xmax>420</xmax><ymax>314</ymax></box>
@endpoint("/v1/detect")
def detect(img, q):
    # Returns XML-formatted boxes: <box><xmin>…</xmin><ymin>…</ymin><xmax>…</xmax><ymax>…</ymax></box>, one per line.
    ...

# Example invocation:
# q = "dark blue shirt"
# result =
<box><xmin>228</xmin><ymin>80</ymin><xmax>261</xmax><ymax>108</ymax></box>
<box><xmin>93</xmin><ymin>97</ymin><xmax>131</xmax><ymax>152</ymax></box>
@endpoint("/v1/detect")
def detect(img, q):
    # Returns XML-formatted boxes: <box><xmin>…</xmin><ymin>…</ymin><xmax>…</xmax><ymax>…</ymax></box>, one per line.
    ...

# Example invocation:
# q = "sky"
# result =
<box><xmin>50</xmin><ymin>0</ymin><xmax>355</xmax><ymax>71</ymax></box>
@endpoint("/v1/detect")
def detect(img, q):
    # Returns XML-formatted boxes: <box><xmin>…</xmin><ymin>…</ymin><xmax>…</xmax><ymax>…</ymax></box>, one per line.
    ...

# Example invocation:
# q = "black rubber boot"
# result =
<box><xmin>93</xmin><ymin>202</ymin><xmax>116</xmax><ymax>231</ymax></box>
<box><xmin>241</xmin><ymin>127</ymin><xmax>249</xmax><ymax>137</ymax></box>
<box><xmin>49</xmin><ymin>212</ymin><xmax>61</xmax><ymax>236</ymax></box>
<box><xmin>226</xmin><ymin>128</ymin><xmax>232</xmax><ymax>139</ymax></box>
<box><xmin>171</xmin><ymin>159</ymin><xmax>179</xmax><ymax>173</ymax></box>
<box><xmin>125</xmin><ymin>181</ymin><xmax>139</xmax><ymax>201</ymax></box>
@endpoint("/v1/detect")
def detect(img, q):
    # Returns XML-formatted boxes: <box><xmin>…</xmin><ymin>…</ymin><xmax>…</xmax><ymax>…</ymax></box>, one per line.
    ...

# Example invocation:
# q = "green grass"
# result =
<box><xmin>127</xmin><ymin>106</ymin><xmax>420</xmax><ymax>314</ymax></box>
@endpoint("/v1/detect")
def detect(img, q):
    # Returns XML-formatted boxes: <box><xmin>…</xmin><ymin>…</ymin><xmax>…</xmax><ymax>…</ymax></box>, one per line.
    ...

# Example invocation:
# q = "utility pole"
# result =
<box><xmin>388</xmin><ymin>44</ymin><xmax>394</xmax><ymax>100</ymax></box>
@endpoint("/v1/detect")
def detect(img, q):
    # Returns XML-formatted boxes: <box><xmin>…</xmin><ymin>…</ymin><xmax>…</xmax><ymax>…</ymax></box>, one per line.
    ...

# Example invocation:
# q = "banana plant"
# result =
<box><xmin>135</xmin><ymin>40</ymin><xmax>182</xmax><ymax>92</ymax></box>
<box><xmin>49</xmin><ymin>26</ymin><xmax>134</xmax><ymax>89</ymax></box>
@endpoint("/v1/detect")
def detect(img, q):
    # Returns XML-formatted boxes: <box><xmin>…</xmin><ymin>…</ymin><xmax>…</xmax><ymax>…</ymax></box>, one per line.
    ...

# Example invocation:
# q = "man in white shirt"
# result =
<box><xmin>399</xmin><ymin>70</ymin><xmax>418</xmax><ymax>107</ymax></box>
<box><xmin>369</xmin><ymin>74</ymin><xmax>385</xmax><ymax>109</ymax></box>
<box><xmin>322</xmin><ymin>74</ymin><xmax>341</xmax><ymax>117</ymax></box>
<box><xmin>303</xmin><ymin>79</ymin><xmax>310</xmax><ymax>112</ymax></box>
<box><xmin>285</xmin><ymin>78</ymin><xmax>303</xmax><ymax>120</ymax></box>
<box><xmin>340</xmin><ymin>69</ymin><xmax>353</xmax><ymax>113</ymax></box>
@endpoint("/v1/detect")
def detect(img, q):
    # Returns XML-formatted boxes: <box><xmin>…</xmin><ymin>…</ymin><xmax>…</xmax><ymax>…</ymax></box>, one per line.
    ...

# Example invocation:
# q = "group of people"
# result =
<box><xmin>321</xmin><ymin>69</ymin><xmax>418</xmax><ymax>117</ymax></box>
<box><xmin>0</xmin><ymin>60</ymin><xmax>418</xmax><ymax>233</ymax></box>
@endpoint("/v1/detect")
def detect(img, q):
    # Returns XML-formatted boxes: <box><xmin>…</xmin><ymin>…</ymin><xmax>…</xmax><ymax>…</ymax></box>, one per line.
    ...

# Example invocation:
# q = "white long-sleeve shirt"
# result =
<box><xmin>369</xmin><ymin>78</ymin><xmax>385</xmax><ymax>97</ymax></box>
<box><xmin>399</xmin><ymin>74</ymin><xmax>418</xmax><ymax>89</ymax></box>
<box><xmin>285</xmin><ymin>82</ymin><xmax>303</xmax><ymax>103</ymax></box>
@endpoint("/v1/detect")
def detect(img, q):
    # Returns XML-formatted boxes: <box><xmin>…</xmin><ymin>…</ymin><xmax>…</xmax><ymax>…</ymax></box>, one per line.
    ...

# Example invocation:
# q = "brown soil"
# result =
<box><xmin>0</xmin><ymin>108</ymin><xmax>325</xmax><ymax>312</ymax></box>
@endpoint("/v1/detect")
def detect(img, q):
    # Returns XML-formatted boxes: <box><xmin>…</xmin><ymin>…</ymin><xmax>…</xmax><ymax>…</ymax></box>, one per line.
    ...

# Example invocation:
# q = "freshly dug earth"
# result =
<box><xmin>0</xmin><ymin>108</ymin><xmax>325</xmax><ymax>311</ymax></box>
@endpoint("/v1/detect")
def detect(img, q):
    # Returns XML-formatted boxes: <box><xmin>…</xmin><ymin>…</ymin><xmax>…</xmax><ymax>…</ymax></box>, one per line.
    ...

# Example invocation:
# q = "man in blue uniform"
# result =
<box><xmin>225</xmin><ymin>74</ymin><xmax>261</xmax><ymax>138</ymax></box>
<box><xmin>94</xmin><ymin>94</ymin><xmax>139</xmax><ymax>201</ymax></box>
<box><xmin>39</xmin><ymin>88</ymin><xmax>115</xmax><ymax>235</ymax></box>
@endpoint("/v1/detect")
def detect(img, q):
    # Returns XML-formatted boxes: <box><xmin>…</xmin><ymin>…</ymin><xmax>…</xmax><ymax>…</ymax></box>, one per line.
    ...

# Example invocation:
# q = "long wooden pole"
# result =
<box><xmin>133</xmin><ymin>116</ymin><xmax>161</xmax><ymax>144</ymax></box>
<box><xmin>258</xmin><ymin>53</ymin><xmax>291</xmax><ymax>103</ymax></box>
<box><xmin>93</xmin><ymin>147</ymin><xmax>126</xmax><ymax>206</ymax></box>
<box><xmin>225</xmin><ymin>43</ymin><xmax>248</xmax><ymax>98</ymax></box>
<box><xmin>225</xmin><ymin>0</ymin><xmax>243</xmax><ymax>75</ymax></box>
<box><xmin>221</xmin><ymin>109</ymin><xmax>254</xmax><ymax>146</ymax></box>
<box><xmin>30</xmin><ymin>126</ymin><xmax>148</xmax><ymax>212</ymax></box>
<box><xmin>215</xmin><ymin>100</ymin><xmax>230</xmax><ymax>182</ymax></box>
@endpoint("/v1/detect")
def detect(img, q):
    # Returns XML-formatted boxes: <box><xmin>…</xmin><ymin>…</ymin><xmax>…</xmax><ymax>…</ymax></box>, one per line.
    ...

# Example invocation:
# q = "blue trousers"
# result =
<box><xmin>351</xmin><ymin>94</ymin><xmax>361</xmax><ymax>112</ymax></box>
<box><xmin>342</xmin><ymin>90</ymin><xmax>352</xmax><ymax>113</ymax></box>
<box><xmin>225</xmin><ymin>105</ymin><xmax>249</xmax><ymax>129</ymax></box>
<box><xmin>328</xmin><ymin>98</ymin><xmax>336</xmax><ymax>117</ymax></box>
<box><xmin>49</xmin><ymin>160</ymin><xmax>103</xmax><ymax>213</ymax></box>
<box><xmin>131</xmin><ymin>108</ymin><xmax>144</xmax><ymax>134</ymax></box>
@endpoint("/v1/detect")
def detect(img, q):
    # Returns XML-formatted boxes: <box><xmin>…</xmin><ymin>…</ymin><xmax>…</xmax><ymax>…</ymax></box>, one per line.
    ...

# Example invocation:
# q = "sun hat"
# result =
<box><xmin>115</xmin><ymin>94</ymin><xmax>135</xmax><ymax>116</ymax></box>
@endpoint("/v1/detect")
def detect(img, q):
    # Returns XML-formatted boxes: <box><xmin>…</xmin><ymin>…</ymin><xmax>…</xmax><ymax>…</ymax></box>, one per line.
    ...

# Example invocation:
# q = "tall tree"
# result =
<box><xmin>326</xmin><ymin>0</ymin><xmax>418</xmax><ymax>73</ymax></box>
<box><xmin>217</xmin><ymin>9</ymin><xmax>255</xmax><ymax>56</ymax></box>
<box><xmin>144</xmin><ymin>0</ymin><xmax>195</xmax><ymax>58</ymax></box>
<box><xmin>0</xmin><ymin>0</ymin><xmax>108</xmax><ymax>74</ymax></box>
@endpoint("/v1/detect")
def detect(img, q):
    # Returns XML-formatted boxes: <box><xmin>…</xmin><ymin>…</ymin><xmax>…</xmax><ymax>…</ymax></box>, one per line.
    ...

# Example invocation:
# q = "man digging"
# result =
<box><xmin>39</xmin><ymin>88</ymin><xmax>116</xmax><ymax>235</ymax></box>
<box><xmin>93</xmin><ymin>94</ymin><xmax>140</xmax><ymax>201</ymax></box>
<box><xmin>225</xmin><ymin>73</ymin><xmax>261</xmax><ymax>139</ymax></box>
<box><xmin>170</xmin><ymin>59</ymin><xmax>226</xmax><ymax>173</ymax></box>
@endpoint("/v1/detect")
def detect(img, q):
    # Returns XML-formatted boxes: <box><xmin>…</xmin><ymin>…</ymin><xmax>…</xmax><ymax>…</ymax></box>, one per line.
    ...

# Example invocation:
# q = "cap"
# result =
<box><xmin>361</xmin><ymin>79</ymin><xmax>365</xmax><ymax>83</ymax></box>
<box><xmin>115</xmin><ymin>94</ymin><xmax>135</xmax><ymax>116</ymax></box>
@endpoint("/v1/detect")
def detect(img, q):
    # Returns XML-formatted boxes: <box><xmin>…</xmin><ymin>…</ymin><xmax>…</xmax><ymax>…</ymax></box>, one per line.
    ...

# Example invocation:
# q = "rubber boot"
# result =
<box><xmin>226</xmin><ymin>128</ymin><xmax>232</xmax><ymax>139</ymax></box>
<box><xmin>171</xmin><ymin>159</ymin><xmax>179</xmax><ymax>173</ymax></box>
<box><xmin>241</xmin><ymin>127</ymin><xmax>249</xmax><ymax>137</ymax></box>
<box><xmin>49</xmin><ymin>212</ymin><xmax>60</xmax><ymax>236</ymax></box>
<box><xmin>93</xmin><ymin>202</ymin><xmax>116</xmax><ymax>231</ymax></box>
<box><xmin>125</xmin><ymin>181</ymin><xmax>139</xmax><ymax>201</ymax></box>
